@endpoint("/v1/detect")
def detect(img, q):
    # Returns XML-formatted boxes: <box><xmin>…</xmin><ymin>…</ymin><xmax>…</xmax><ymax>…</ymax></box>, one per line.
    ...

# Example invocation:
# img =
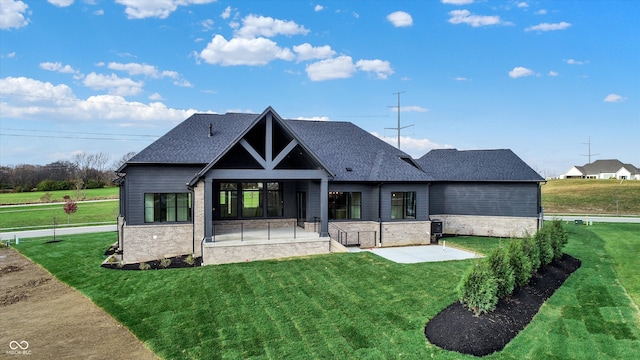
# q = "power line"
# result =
<box><xmin>0</xmin><ymin>127</ymin><xmax>159</xmax><ymax>138</ymax></box>
<box><xmin>0</xmin><ymin>133</ymin><xmax>155</xmax><ymax>141</ymax></box>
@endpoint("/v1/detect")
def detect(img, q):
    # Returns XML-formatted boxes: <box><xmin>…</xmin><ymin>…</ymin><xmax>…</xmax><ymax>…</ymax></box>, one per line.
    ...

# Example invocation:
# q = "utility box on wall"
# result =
<box><xmin>430</xmin><ymin>220</ymin><xmax>443</xmax><ymax>244</ymax></box>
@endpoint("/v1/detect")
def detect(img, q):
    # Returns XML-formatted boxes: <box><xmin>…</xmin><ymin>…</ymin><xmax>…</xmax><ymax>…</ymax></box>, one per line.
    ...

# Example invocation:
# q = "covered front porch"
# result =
<box><xmin>201</xmin><ymin>218</ymin><xmax>333</xmax><ymax>265</ymax></box>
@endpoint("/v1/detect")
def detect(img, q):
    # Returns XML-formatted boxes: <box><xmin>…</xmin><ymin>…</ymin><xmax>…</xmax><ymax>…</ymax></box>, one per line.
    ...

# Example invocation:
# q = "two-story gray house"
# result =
<box><xmin>116</xmin><ymin>107</ymin><xmax>544</xmax><ymax>265</ymax></box>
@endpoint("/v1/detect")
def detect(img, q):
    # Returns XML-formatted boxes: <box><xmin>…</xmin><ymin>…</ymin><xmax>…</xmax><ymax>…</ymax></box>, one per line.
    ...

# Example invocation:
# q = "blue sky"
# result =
<box><xmin>1</xmin><ymin>0</ymin><xmax>638</xmax><ymax>178</ymax></box>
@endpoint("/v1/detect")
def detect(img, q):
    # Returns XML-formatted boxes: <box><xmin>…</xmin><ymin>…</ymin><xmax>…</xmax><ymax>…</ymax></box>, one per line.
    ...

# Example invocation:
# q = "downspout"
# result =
<box><xmin>378</xmin><ymin>182</ymin><xmax>383</xmax><ymax>247</ymax></box>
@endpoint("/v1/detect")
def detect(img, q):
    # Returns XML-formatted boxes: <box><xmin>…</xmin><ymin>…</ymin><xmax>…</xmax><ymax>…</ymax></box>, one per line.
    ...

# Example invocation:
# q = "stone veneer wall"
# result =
<box><xmin>327</xmin><ymin>221</ymin><xmax>379</xmax><ymax>248</ymax></box>
<box><xmin>432</xmin><ymin>214</ymin><xmax>538</xmax><ymax>238</ymax></box>
<box><xmin>202</xmin><ymin>239</ymin><xmax>330</xmax><ymax>265</ymax></box>
<box><xmin>380</xmin><ymin>221</ymin><xmax>431</xmax><ymax>247</ymax></box>
<box><xmin>192</xmin><ymin>183</ymin><xmax>204</xmax><ymax>258</ymax></box>
<box><xmin>121</xmin><ymin>223</ymin><xmax>194</xmax><ymax>264</ymax></box>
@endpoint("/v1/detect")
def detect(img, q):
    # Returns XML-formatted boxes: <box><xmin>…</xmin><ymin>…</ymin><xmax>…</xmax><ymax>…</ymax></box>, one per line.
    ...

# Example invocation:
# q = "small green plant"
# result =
<box><xmin>159</xmin><ymin>258</ymin><xmax>172</xmax><ymax>268</ymax></box>
<box><xmin>486</xmin><ymin>245</ymin><xmax>515</xmax><ymax>298</ymax></box>
<box><xmin>116</xmin><ymin>261</ymin><xmax>124</xmax><ymax>269</ymax></box>
<box><xmin>139</xmin><ymin>262</ymin><xmax>151</xmax><ymax>270</ymax></box>
<box><xmin>457</xmin><ymin>261</ymin><xmax>498</xmax><ymax>316</ymax></box>
<box><xmin>507</xmin><ymin>239</ymin><xmax>532</xmax><ymax>287</ymax></box>
<box><xmin>107</xmin><ymin>255</ymin><xmax>117</xmax><ymax>263</ymax></box>
<box><xmin>185</xmin><ymin>254</ymin><xmax>195</xmax><ymax>266</ymax></box>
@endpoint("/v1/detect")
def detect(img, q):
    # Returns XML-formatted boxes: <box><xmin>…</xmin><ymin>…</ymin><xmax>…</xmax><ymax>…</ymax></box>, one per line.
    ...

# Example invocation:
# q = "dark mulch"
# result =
<box><xmin>101</xmin><ymin>245</ymin><xmax>202</xmax><ymax>270</ymax></box>
<box><xmin>424</xmin><ymin>254</ymin><xmax>581</xmax><ymax>357</ymax></box>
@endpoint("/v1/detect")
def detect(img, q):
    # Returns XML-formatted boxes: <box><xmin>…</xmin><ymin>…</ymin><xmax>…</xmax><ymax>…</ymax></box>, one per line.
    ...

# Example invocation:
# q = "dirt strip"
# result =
<box><xmin>0</xmin><ymin>247</ymin><xmax>159</xmax><ymax>360</ymax></box>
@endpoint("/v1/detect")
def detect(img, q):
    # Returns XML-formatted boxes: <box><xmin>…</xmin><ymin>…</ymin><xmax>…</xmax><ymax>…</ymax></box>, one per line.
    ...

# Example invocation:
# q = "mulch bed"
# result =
<box><xmin>101</xmin><ymin>245</ymin><xmax>202</xmax><ymax>270</ymax></box>
<box><xmin>424</xmin><ymin>253</ymin><xmax>581</xmax><ymax>357</ymax></box>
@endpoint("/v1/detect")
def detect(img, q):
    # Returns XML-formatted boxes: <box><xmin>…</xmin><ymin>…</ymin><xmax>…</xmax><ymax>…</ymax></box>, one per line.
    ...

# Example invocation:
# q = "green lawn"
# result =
<box><xmin>12</xmin><ymin>223</ymin><xmax>640</xmax><ymax>359</ymax></box>
<box><xmin>542</xmin><ymin>179</ymin><xmax>640</xmax><ymax>215</ymax></box>
<box><xmin>0</xmin><ymin>187</ymin><xmax>119</xmax><ymax>205</ymax></box>
<box><xmin>0</xmin><ymin>200</ymin><xmax>119</xmax><ymax>231</ymax></box>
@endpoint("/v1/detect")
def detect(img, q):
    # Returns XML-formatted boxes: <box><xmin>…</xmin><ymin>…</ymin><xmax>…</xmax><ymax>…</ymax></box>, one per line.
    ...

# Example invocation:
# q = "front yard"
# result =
<box><xmin>10</xmin><ymin>223</ymin><xmax>640</xmax><ymax>359</ymax></box>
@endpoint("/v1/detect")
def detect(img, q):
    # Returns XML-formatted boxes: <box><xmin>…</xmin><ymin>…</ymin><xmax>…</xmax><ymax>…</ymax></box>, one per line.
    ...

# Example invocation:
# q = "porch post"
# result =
<box><xmin>204</xmin><ymin>177</ymin><xmax>213</xmax><ymax>242</ymax></box>
<box><xmin>320</xmin><ymin>177</ymin><xmax>329</xmax><ymax>237</ymax></box>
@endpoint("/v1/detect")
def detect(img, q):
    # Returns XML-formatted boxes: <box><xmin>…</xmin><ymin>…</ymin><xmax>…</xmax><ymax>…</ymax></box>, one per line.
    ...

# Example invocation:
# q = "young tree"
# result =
<box><xmin>63</xmin><ymin>198</ymin><xmax>78</xmax><ymax>224</ymax></box>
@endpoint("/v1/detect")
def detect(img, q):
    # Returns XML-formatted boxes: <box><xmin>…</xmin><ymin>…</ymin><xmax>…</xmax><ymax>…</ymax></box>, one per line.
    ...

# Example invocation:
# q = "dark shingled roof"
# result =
<box><xmin>416</xmin><ymin>149</ymin><xmax>544</xmax><ymax>182</ymax></box>
<box><xmin>125</xmin><ymin>110</ymin><xmax>431</xmax><ymax>182</ymax></box>
<box><xmin>125</xmin><ymin>108</ymin><xmax>543</xmax><ymax>183</ymax></box>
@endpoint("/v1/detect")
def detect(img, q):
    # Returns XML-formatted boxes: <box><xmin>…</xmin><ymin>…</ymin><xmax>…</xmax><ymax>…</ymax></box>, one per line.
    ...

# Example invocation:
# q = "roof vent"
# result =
<box><xmin>346</xmin><ymin>167</ymin><xmax>353</xmax><ymax>172</ymax></box>
<box><xmin>208</xmin><ymin>123</ymin><xmax>213</xmax><ymax>138</ymax></box>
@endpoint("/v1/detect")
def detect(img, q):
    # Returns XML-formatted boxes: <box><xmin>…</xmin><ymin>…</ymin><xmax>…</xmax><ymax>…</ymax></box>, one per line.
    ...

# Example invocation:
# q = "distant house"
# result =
<box><xmin>561</xmin><ymin>160</ymin><xmax>640</xmax><ymax>180</ymax></box>
<box><xmin>115</xmin><ymin>107</ymin><xmax>544</xmax><ymax>265</ymax></box>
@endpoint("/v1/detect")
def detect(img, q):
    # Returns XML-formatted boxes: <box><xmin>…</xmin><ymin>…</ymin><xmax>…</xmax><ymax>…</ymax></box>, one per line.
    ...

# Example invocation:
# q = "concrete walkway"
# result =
<box><xmin>352</xmin><ymin>244</ymin><xmax>480</xmax><ymax>264</ymax></box>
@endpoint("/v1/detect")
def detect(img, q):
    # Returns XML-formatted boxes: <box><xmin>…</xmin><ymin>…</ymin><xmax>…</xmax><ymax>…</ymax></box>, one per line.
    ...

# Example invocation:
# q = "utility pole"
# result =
<box><xmin>385</xmin><ymin>91</ymin><xmax>413</xmax><ymax>150</ymax></box>
<box><xmin>581</xmin><ymin>136</ymin><xmax>600</xmax><ymax>164</ymax></box>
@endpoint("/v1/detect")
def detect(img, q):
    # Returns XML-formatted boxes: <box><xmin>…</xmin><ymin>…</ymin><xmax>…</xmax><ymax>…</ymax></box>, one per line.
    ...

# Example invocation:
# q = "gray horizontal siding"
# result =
<box><xmin>429</xmin><ymin>182</ymin><xmax>539</xmax><ymax>217</ymax></box>
<box><xmin>380</xmin><ymin>183</ymin><xmax>429</xmax><ymax>221</ymax></box>
<box><xmin>124</xmin><ymin>165</ymin><xmax>202</xmax><ymax>225</ymax></box>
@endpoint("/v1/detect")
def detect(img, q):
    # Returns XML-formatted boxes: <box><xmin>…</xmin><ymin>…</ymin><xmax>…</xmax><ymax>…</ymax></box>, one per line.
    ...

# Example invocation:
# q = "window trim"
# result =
<box><xmin>144</xmin><ymin>192</ymin><xmax>192</xmax><ymax>223</ymax></box>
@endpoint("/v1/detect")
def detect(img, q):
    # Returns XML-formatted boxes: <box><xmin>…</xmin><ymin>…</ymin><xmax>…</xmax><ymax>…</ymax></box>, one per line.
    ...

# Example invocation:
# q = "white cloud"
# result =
<box><xmin>294</xmin><ymin>116</ymin><xmax>330</xmax><ymax>121</ymax></box>
<box><xmin>525</xmin><ymin>21</ymin><xmax>571</xmax><ymax>32</ymax></box>
<box><xmin>306</xmin><ymin>56</ymin><xmax>357</xmax><ymax>81</ymax></box>
<box><xmin>0</xmin><ymin>76</ymin><xmax>199</xmax><ymax>122</ymax></box>
<box><xmin>400</xmin><ymin>106</ymin><xmax>428</xmax><ymax>112</ymax></box>
<box><xmin>387</xmin><ymin>11</ymin><xmax>413</xmax><ymax>27</ymax></box>
<box><xmin>548</xmin><ymin>70</ymin><xmax>558</xmax><ymax>76</ymax></box>
<box><xmin>115</xmin><ymin>0</ymin><xmax>216</xmax><ymax>19</ymax></box>
<box><xmin>221</xmin><ymin>6</ymin><xmax>231</xmax><ymax>19</ymax></box>
<box><xmin>94</xmin><ymin>9</ymin><xmax>104</xmax><ymax>15</ymax></box>
<box><xmin>355</xmin><ymin>59</ymin><xmax>394</xmax><ymax>79</ymax></box>
<box><xmin>39</xmin><ymin>62</ymin><xmax>78</xmax><ymax>74</ymax></box>
<box><xmin>441</xmin><ymin>0</ymin><xmax>473</xmax><ymax>4</ymax></box>
<box><xmin>47</xmin><ymin>0</ymin><xmax>74</xmax><ymax>7</ymax></box>
<box><xmin>604</xmin><ymin>93</ymin><xmax>626</xmax><ymax>103</ymax></box>
<box><xmin>517</xmin><ymin>2</ymin><xmax>529</xmax><ymax>8</ymax></box>
<box><xmin>293</xmin><ymin>43</ymin><xmax>335</xmax><ymax>62</ymax></box>
<box><xmin>107</xmin><ymin>62</ymin><xmax>179</xmax><ymax>79</ymax></box>
<box><xmin>198</xmin><ymin>34</ymin><xmax>295</xmax><ymax>66</ymax></box>
<box><xmin>455</xmin><ymin>76</ymin><xmax>471</xmax><ymax>81</ymax></box>
<box><xmin>0</xmin><ymin>0</ymin><xmax>29</xmax><ymax>29</ymax></box>
<box><xmin>83</xmin><ymin>72</ymin><xmax>144</xmax><ymax>96</ymax></box>
<box><xmin>448</xmin><ymin>10</ymin><xmax>502</xmax><ymax>27</ymax></box>
<box><xmin>535</xmin><ymin>9</ymin><xmax>547</xmax><ymax>15</ymax></box>
<box><xmin>371</xmin><ymin>132</ymin><xmax>453</xmax><ymax>158</ymax></box>
<box><xmin>508</xmin><ymin>66</ymin><xmax>534</xmax><ymax>78</ymax></box>
<box><xmin>565</xmin><ymin>58</ymin><xmax>587</xmax><ymax>65</ymax></box>
<box><xmin>314</xmin><ymin>5</ymin><xmax>324</xmax><ymax>12</ymax></box>
<box><xmin>148</xmin><ymin>92</ymin><xmax>163</xmax><ymax>101</ymax></box>
<box><xmin>201</xmin><ymin>19</ymin><xmax>214</xmax><ymax>31</ymax></box>
<box><xmin>235</xmin><ymin>14</ymin><xmax>309</xmax><ymax>39</ymax></box>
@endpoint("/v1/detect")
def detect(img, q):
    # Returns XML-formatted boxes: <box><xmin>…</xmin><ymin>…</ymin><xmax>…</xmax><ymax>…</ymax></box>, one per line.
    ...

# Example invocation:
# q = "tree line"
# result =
<box><xmin>0</xmin><ymin>152</ymin><xmax>135</xmax><ymax>192</ymax></box>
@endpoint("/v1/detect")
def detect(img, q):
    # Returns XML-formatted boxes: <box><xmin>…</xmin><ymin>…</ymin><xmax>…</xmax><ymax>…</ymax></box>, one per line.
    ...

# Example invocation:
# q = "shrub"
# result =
<box><xmin>138</xmin><ymin>262</ymin><xmax>151</xmax><ymax>270</ymax></box>
<box><xmin>185</xmin><ymin>254</ymin><xmax>195</xmax><ymax>266</ymax></box>
<box><xmin>159</xmin><ymin>258</ymin><xmax>172</xmax><ymax>268</ymax></box>
<box><xmin>522</xmin><ymin>234</ymin><xmax>541</xmax><ymax>275</ymax></box>
<box><xmin>457</xmin><ymin>261</ymin><xmax>498</xmax><ymax>316</ymax></box>
<box><xmin>536</xmin><ymin>228</ymin><xmax>554</xmax><ymax>267</ymax></box>
<box><xmin>486</xmin><ymin>245</ymin><xmax>515</xmax><ymax>298</ymax></box>
<box><xmin>548</xmin><ymin>219</ymin><xmax>568</xmax><ymax>262</ymax></box>
<box><xmin>507</xmin><ymin>239</ymin><xmax>532</xmax><ymax>287</ymax></box>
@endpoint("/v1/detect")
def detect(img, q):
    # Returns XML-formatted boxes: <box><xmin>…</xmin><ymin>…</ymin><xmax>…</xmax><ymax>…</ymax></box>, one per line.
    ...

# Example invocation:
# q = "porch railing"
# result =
<box><xmin>210</xmin><ymin>220</ymin><xmax>301</xmax><ymax>243</ymax></box>
<box><xmin>328</xmin><ymin>223</ymin><xmax>377</xmax><ymax>248</ymax></box>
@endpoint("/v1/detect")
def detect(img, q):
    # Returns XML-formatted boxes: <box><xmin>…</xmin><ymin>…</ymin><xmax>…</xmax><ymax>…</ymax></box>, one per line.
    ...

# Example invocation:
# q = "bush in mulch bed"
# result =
<box><xmin>101</xmin><ymin>245</ymin><xmax>202</xmax><ymax>270</ymax></box>
<box><xmin>424</xmin><ymin>254</ymin><xmax>581</xmax><ymax>357</ymax></box>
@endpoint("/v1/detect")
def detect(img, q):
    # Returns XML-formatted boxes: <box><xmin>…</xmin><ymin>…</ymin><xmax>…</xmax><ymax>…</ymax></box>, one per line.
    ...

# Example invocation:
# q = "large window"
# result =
<box><xmin>218</xmin><ymin>181</ymin><xmax>283</xmax><ymax>218</ymax></box>
<box><xmin>144</xmin><ymin>193</ymin><xmax>192</xmax><ymax>223</ymax></box>
<box><xmin>329</xmin><ymin>191</ymin><xmax>362</xmax><ymax>220</ymax></box>
<box><xmin>391</xmin><ymin>192</ymin><xmax>416</xmax><ymax>220</ymax></box>
<box><xmin>219</xmin><ymin>183</ymin><xmax>238</xmax><ymax>218</ymax></box>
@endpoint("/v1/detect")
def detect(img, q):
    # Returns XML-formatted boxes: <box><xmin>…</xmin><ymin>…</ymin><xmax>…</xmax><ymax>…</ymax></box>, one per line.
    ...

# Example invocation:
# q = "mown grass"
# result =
<box><xmin>13</xmin><ymin>223</ymin><xmax>640</xmax><ymax>359</ymax></box>
<box><xmin>542</xmin><ymin>179</ymin><xmax>640</xmax><ymax>215</ymax></box>
<box><xmin>0</xmin><ymin>200</ymin><xmax>118</xmax><ymax>231</ymax></box>
<box><xmin>0</xmin><ymin>187</ymin><xmax>119</xmax><ymax>205</ymax></box>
